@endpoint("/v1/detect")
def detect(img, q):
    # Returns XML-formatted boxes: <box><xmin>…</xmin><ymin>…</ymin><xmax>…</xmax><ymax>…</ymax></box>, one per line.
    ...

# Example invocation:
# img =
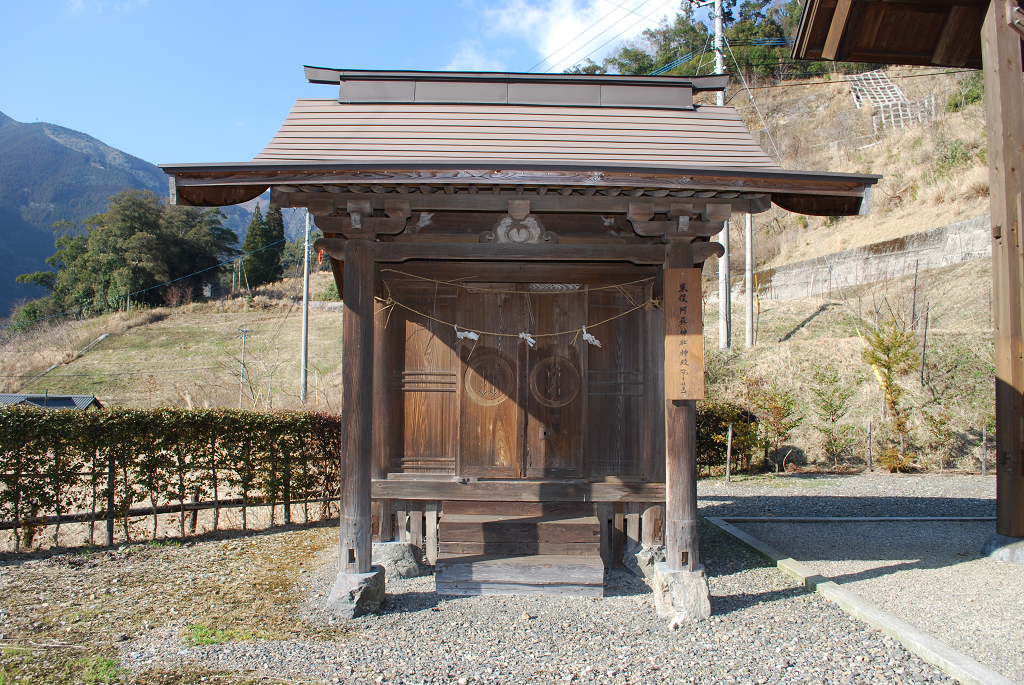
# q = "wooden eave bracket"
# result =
<box><xmin>312</xmin><ymin>237</ymin><xmax>347</xmax><ymax>261</ymax></box>
<box><xmin>627</xmin><ymin>201</ymin><xmax>730</xmax><ymax>241</ymax></box>
<box><xmin>312</xmin><ymin>198</ymin><xmax>411</xmax><ymax>239</ymax></box>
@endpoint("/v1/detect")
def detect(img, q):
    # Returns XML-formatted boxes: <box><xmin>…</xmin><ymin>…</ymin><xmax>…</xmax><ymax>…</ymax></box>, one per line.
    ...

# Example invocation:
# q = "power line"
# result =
<box><xmin>527</xmin><ymin>0</ymin><xmax>652</xmax><ymax>72</ymax></box>
<box><xmin>724</xmin><ymin>36</ymin><xmax>784</xmax><ymax>163</ymax></box>
<box><xmin>555</xmin><ymin>0</ymin><xmax>676</xmax><ymax>73</ymax></box>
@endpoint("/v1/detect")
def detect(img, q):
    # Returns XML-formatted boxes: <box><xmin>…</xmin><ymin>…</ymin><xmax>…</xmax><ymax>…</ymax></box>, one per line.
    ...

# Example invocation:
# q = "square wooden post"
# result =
<box><xmin>663</xmin><ymin>242</ymin><xmax>701</xmax><ymax>571</ymax></box>
<box><xmin>983</xmin><ymin>0</ymin><xmax>1024</xmax><ymax>538</ymax></box>
<box><xmin>325</xmin><ymin>238</ymin><xmax>384</xmax><ymax>619</ymax></box>
<box><xmin>654</xmin><ymin>241</ymin><xmax>711</xmax><ymax>622</ymax></box>
<box><xmin>338</xmin><ymin>238</ymin><xmax>375</xmax><ymax>574</ymax></box>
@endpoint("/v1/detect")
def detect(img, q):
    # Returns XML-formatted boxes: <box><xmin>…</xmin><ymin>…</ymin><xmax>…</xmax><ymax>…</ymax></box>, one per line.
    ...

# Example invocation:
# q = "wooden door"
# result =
<box><xmin>457</xmin><ymin>285</ymin><xmax>525</xmax><ymax>478</ymax></box>
<box><xmin>525</xmin><ymin>287</ymin><xmax>586</xmax><ymax>478</ymax></box>
<box><xmin>387</xmin><ymin>283</ymin><xmax>459</xmax><ymax>474</ymax></box>
<box><xmin>586</xmin><ymin>285</ymin><xmax>646</xmax><ymax>478</ymax></box>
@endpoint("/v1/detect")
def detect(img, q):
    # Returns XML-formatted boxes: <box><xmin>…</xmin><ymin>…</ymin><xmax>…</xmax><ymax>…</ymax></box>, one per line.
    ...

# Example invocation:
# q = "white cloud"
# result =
<box><xmin>445</xmin><ymin>40</ymin><xmax>510</xmax><ymax>72</ymax></box>
<box><xmin>485</xmin><ymin>0</ymin><xmax>676</xmax><ymax>72</ymax></box>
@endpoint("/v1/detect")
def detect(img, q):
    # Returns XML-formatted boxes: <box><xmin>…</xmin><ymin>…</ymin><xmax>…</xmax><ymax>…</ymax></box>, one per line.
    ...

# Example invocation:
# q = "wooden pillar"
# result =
<box><xmin>983</xmin><ymin>1</ymin><xmax>1024</xmax><ymax>538</ymax></box>
<box><xmin>664</xmin><ymin>242</ymin><xmax>702</xmax><ymax>571</ymax></box>
<box><xmin>339</xmin><ymin>239</ymin><xmax>375</xmax><ymax>574</ymax></box>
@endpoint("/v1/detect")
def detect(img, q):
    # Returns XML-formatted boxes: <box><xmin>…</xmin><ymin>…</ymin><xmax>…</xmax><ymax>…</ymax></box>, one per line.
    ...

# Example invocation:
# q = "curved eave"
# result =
<box><xmin>160</xmin><ymin>161</ymin><xmax>879</xmax><ymax>217</ymax></box>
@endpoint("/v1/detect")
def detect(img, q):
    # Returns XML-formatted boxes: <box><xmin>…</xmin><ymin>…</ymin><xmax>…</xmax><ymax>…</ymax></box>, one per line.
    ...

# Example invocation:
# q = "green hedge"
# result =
<box><xmin>0</xmin><ymin>407</ymin><xmax>342</xmax><ymax>548</ymax></box>
<box><xmin>697</xmin><ymin>400</ymin><xmax>759</xmax><ymax>474</ymax></box>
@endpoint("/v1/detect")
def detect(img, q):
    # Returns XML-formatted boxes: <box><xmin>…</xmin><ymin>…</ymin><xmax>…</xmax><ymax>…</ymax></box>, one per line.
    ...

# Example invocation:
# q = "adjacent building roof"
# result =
<box><xmin>161</xmin><ymin>68</ymin><xmax>879</xmax><ymax>217</ymax></box>
<box><xmin>792</xmin><ymin>0</ymin><xmax>984</xmax><ymax>68</ymax></box>
<box><xmin>0</xmin><ymin>394</ymin><xmax>104</xmax><ymax>410</ymax></box>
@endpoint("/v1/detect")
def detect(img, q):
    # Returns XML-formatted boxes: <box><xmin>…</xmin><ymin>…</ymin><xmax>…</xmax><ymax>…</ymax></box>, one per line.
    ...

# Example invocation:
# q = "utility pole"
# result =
<box><xmin>238</xmin><ymin>325</ymin><xmax>252</xmax><ymax>409</ymax></box>
<box><xmin>719</xmin><ymin>221</ymin><xmax>731</xmax><ymax>349</ymax></box>
<box><xmin>714</xmin><ymin>0</ymin><xmax>730</xmax><ymax>349</ymax></box>
<box><xmin>300</xmin><ymin>209</ymin><xmax>311</xmax><ymax>403</ymax></box>
<box><xmin>745</xmin><ymin>213</ymin><xmax>753</xmax><ymax>348</ymax></box>
<box><xmin>714</xmin><ymin>0</ymin><xmax>725</xmax><ymax>108</ymax></box>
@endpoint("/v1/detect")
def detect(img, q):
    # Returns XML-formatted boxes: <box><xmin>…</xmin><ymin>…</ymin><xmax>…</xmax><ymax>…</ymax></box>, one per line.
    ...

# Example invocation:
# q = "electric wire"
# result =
<box><xmin>554</xmin><ymin>0</ymin><xmax>677</xmax><ymax>73</ymax></box>
<box><xmin>527</xmin><ymin>0</ymin><xmax>653</xmax><ymax>72</ymax></box>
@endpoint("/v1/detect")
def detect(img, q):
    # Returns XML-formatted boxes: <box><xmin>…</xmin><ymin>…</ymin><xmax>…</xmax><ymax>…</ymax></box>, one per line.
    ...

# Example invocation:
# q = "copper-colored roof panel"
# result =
<box><xmin>251</xmin><ymin>101</ymin><xmax>780</xmax><ymax>170</ymax></box>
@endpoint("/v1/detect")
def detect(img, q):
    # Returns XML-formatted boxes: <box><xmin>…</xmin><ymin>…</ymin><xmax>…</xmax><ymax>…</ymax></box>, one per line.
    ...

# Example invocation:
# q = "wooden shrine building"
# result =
<box><xmin>162</xmin><ymin>68</ymin><xmax>878</xmax><ymax>613</ymax></box>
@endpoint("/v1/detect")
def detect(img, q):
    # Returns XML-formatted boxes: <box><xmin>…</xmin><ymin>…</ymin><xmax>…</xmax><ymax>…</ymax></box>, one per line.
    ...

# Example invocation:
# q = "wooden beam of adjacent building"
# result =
<box><xmin>932</xmin><ymin>5</ymin><xmax>984</xmax><ymax>66</ymax></box>
<box><xmin>822</xmin><ymin>0</ymin><xmax>853</xmax><ymax>60</ymax></box>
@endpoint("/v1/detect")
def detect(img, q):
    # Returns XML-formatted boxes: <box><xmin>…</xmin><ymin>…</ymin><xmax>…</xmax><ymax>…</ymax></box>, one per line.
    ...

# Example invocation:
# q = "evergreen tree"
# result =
<box><xmin>263</xmin><ymin>203</ymin><xmax>286</xmax><ymax>283</ymax></box>
<box><xmin>15</xmin><ymin>189</ymin><xmax>237</xmax><ymax>320</ymax></box>
<box><xmin>240</xmin><ymin>203</ymin><xmax>286</xmax><ymax>288</ymax></box>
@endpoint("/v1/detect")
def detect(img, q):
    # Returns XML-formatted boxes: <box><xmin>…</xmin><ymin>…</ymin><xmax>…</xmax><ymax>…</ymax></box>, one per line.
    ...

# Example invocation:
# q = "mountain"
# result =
<box><xmin>0</xmin><ymin>111</ymin><xmax>171</xmax><ymax>315</ymax></box>
<box><xmin>0</xmin><ymin>111</ymin><xmax>303</xmax><ymax>318</ymax></box>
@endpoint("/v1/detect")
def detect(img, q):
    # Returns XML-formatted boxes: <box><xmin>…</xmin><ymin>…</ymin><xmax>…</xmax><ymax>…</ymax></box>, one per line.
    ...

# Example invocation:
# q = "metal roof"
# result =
<box><xmin>0</xmin><ymin>394</ymin><xmax>103</xmax><ymax>410</ymax></box>
<box><xmin>160</xmin><ymin>68</ymin><xmax>880</xmax><ymax>216</ymax></box>
<box><xmin>248</xmin><ymin>100</ymin><xmax>781</xmax><ymax>169</ymax></box>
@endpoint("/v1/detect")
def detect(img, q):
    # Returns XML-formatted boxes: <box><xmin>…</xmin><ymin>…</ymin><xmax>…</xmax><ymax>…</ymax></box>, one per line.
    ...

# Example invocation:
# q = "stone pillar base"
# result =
<box><xmin>652</xmin><ymin>562</ymin><xmax>711</xmax><ymax>627</ymax></box>
<box><xmin>981</xmin><ymin>534</ymin><xmax>1024</xmax><ymax>564</ymax></box>
<box><xmin>372</xmin><ymin>542</ymin><xmax>425</xmax><ymax>580</ymax></box>
<box><xmin>325</xmin><ymin>565</ymin><xmax>385</xmax><ymax>619</ymax></box>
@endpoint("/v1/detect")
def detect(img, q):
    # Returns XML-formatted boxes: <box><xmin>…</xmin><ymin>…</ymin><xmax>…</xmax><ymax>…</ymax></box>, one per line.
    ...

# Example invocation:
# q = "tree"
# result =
<box><xmin>810</xmin><ymin>365</ymin><xmax>857</xmax><ymax>468</ymax></box>
<box><xmin>748</xmin><ymin>377</ymin><xmax>803</xmax><ymax>471</ymax></box>
<box><xmin>240</xmin><ymin>203</ymin><xmax>285</xmax><ymax>288</ymax></box>
<box><xmin>862</xmin><ymin>319</ymin><xmax>920</xmax><ymax>470</ymax></box>
<box><xmin>14</xmin><ymin>190</ymin><xmax>237</xmax><ymax>322</ymax></box>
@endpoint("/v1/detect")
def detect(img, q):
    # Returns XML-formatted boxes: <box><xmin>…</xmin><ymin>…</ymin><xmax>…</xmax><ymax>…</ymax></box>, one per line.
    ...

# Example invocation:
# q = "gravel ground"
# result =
<box><xmin>698</xmin><ymin>472</ymin><xmax>996</xmax><ymax>519</ymax></box>
<box><xmin>0</xmin><ymin>472</ymin><xmax>986</xmax><ymax>684</ymax></box>
<box><xmin>734</xmin><ymin>519</ymin><xmax>1023</xmax><ymax>684</ymax></box>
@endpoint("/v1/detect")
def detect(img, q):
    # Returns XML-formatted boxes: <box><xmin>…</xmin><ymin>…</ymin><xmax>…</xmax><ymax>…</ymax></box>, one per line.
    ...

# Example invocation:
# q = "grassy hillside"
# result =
<box><xmin>1</xmin><ymin>271</ymin><xmax>343</xmax><ymax>410</ymax></box>
<box><xmin>719</xmin><ymin>68</ymin><xmax>990</xmax><ymax>271</ymax></box>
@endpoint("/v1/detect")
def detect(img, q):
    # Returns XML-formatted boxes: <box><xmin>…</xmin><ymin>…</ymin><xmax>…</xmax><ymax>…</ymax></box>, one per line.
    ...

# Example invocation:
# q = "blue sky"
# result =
<box><xmin>1</xmin><ymin>0</ymin><xmax>690</xmax><ymax>166</ymax></box>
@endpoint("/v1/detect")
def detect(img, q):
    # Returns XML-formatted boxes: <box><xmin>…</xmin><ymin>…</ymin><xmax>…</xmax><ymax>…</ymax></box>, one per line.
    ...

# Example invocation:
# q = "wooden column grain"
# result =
<box><xmin>983</xmin><ymin>1</ymin><xmax>1024</xmax><ymax>537</ymax></box>
<box><xmin>664</xmin><ymin>242</ymin><xmax>700</xmax><ymax>571</ymax></box>
<box><xmin>339</xmin><ymin>239</ymin><xmax>375</xmax><ymax>574</ymax></box>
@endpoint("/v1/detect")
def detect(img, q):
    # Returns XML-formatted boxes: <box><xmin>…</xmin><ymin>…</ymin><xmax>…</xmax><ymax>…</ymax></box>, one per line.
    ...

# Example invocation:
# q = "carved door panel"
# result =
<box><xmin>458</xmin><ymin>286</ymin><xmax>525</xmax><ymax>478</ymax></box>
<box><xmin>525</xmin><ymin>288</ymin><xmax>586</xmax><ymax>478</ymax></box>
<box><xmin>387</xmin><ymin>283</ymin><xmax>458</xmax><ymax>474</ymax></box>
<box><xmin>586</xmin><ymin>285</ymin><xmax>646</xmax><ymax>478</ymax></box>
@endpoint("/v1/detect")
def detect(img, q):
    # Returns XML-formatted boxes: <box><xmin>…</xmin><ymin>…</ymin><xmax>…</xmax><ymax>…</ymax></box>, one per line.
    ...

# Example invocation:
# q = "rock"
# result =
<box><xmin>980</xmin><ymin>533</ymin><xmax>1024</xmax><ymax>564</ymax></box>
<box><xmin>521</xmin><ymin>611</ymin><xmax>530</xmax><ymax>621</ymax></box>
<box><xmin>372</xmin><ymin>542</ymin><xmax>424</xmax><ymax>580</ymax></box>
<box><xmin>623</xmin><ymin>544</ymin><xmax>666</xmax><ymax>580</ymax></box>
<box><xmin>324</xmin><ymin>566</ymin><xmax>385</xmax><ymax>619</ymax></box>
<box><xmin>651</xmin><ymin>562</ymin><xmax>712</xmax><ymax>627</ymax></box>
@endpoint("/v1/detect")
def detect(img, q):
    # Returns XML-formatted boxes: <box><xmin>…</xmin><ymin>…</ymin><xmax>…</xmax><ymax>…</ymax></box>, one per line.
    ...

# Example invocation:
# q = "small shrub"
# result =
<box><xmin>876</xmin><ymin>445</ymin><xmax>916</xmax><ymax>473</ymax></box>
<box><xmin>78</xmin><ymin>656</ymin><xmax>124</xmax><ymax>684</ymax></box>
<box><xmin>697</xmin><ymin>400</ymin><xmax>759</xmax><ymax>474</ymax></box>
<box><xmin>186</xmin><ymin>623</ymin><xmax>248</xmax><ymax>645</ymax></box>
<box><xmin>946</xmin><ymin>71</ymin><xmax>984</xmax><ymax>113</ymax></box>
<box><xmin>318</xmin><ymin>281</ymin><xmax>340</xmax><ymax>302</ymax></box>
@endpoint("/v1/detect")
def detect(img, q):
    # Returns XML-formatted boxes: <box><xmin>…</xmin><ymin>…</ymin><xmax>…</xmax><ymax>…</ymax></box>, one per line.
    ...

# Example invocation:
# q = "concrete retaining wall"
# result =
<box><xmin>747</xmin><ymin>215</ymin><xmax>991</xmax><ymax>300</ymax></box>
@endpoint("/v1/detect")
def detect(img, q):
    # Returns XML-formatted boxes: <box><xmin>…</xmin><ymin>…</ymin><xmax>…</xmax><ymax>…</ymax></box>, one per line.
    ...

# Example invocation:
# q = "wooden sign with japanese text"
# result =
<box><xmin>664</xmin><ymin>267</ymin><xmax>704</xmax><ymax>400</ymax></box>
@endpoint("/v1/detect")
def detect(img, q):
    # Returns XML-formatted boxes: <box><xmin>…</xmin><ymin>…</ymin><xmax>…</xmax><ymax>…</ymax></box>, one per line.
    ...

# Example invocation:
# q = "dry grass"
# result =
<box><xmin>705</xmin><ymin>255</ymin><xmax>994</xmax><ymax>471</ymax></box>
<box><xmin>719</xmin><ymin>68</ymin><xmax>990</xmax><ymax>272</ymax></box>
<box><xmin>1</xmin><ymin>274</ymin><xmax>346</xmax><ymax>409</ymax></box>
